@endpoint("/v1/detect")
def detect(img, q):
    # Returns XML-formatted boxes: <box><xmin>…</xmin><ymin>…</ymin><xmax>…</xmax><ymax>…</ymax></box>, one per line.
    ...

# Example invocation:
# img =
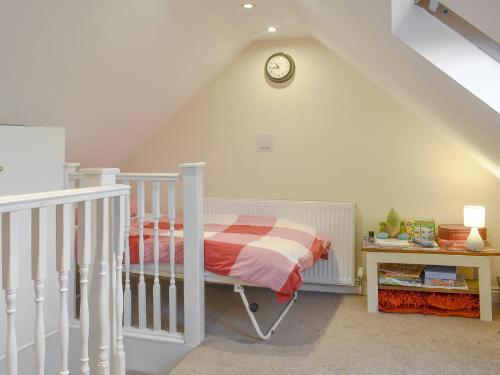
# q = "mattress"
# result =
<box><xmin>128</xmin><ymin>213</ymin><xmax>331</xmax><ymax>302</ymax></box>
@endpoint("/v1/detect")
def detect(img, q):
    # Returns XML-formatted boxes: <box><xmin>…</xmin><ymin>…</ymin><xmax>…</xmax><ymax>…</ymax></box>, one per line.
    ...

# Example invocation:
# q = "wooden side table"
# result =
<box><xmin>362</xmin><ymin>243</ymin><xmax>499</xmax><ymax>321</ymax></box>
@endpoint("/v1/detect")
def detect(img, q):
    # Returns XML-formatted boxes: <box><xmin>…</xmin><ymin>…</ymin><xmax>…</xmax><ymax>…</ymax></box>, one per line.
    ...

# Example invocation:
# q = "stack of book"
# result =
<box><xmin>423</xmin><ymin>265</ymin><xmax>467</xmax><ymax>290</ymax></box>
<box><xmin>378</xmin><ymin>263</ymin><xmax>425</xmax><ymax>287</ymax></box>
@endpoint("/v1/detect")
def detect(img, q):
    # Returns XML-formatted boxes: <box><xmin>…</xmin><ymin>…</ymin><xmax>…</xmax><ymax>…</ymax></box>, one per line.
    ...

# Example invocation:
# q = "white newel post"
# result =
<box><xmin>79</xmin><ymin>168</ymin><xmax>120</xmax><ymax>375</ymax></box>
<box><xmin>181</xmin><ymin>163</ymin><xmax>205</xmax><ymax>346</ymax></box>
<box><xmin>80</xmin><ymin>168</ymin><xmax>120</xmax><ymax>189</ymax></box>
<box><xmin>63</xmin><ymin>162</ymin><xmax>80</xmax><ymax>189</ymax></box>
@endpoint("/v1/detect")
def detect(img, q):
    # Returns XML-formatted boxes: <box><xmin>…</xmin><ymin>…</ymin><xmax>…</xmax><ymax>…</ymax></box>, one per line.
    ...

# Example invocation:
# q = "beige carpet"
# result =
<box><xmin>162</xmin><ymin>284</ymin><xmax>500</xmax><ymax>375</ymax></box>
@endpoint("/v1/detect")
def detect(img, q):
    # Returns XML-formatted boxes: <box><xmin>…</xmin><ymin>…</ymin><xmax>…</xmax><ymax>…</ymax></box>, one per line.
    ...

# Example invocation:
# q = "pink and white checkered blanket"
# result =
<box><xmin>129</xmin><ymin>214</ymin><xmax>331</xmax><ymax>302</ymax></box>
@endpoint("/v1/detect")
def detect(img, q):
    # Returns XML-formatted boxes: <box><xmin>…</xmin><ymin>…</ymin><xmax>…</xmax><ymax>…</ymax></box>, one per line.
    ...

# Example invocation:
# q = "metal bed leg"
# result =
<box><xmin>234</xmin><ymin>285</ymin><xmax>298</xmax><ymax>340</ymax></box>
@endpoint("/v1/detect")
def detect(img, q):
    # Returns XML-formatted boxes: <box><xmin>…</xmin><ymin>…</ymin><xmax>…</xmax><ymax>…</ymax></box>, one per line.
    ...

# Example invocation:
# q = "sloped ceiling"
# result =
<box><xmin>200</xmin><ymin>0</ymin><xmax>310</xmax><ymax>40</ymax></box>
<box><xmin>0</xmin><ymin>0</ymin><xmax>248</xmax><ymax>166</ymax></box>
<box><xmin>1</xmin><ymin>0</ymin><xmax>499</xmax><ymax>177</ymax></box>
<box><xmin>293</xmin><ymin>0</ymin><xmax>500</xmax><ymax>178</ymax></box>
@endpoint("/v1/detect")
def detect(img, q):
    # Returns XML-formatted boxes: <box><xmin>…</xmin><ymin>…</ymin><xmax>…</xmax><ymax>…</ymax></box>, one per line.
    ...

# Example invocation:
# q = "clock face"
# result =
<box><xmin>265</xmin><ymin>53</ymin><xmax>295</xmax><ymax>83</ymax></box>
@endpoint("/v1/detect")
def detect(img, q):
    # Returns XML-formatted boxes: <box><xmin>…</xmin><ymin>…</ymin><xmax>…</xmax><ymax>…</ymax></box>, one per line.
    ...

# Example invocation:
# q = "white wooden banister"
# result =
<box><xmin>116</xmin><ymin>173</ymin><xmax>180</xmax><ymax>181</ymax></box>
<box><xmin>1</xmin><ymin>183</ymin><xmax>129</xmax><ymax>375</ymax></box>
<box><xmin>115</xmin><ymin>172</ymin><xmax>182</xmax><ymax>337</ymax></box>
<box><xmin>0</xmin><ymin>185</ymin><xmax>128</xmax><ymax>211</ymax></box>
<box><xmin>65</xmin><ymin>163</ymin><xmax>205</xmax><ymax>350</ymax></box>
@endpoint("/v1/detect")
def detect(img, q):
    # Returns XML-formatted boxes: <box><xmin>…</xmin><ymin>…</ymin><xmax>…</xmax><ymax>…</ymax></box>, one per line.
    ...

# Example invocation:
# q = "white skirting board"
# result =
<box><xmin>204</xmin><ymin>198</ymin><xmax>356</xmax><ymax>288</ymax></box>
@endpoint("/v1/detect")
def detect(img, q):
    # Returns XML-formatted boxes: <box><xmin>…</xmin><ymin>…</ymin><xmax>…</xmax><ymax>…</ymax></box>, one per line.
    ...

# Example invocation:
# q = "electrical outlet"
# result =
<box><xmin>256</xmin><ymin>132</ymin><xmax>275</xmax><ymax>152</ymax></box>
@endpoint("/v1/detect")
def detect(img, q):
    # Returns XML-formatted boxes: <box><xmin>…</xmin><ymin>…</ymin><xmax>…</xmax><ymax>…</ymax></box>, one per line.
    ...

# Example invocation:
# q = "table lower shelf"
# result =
<box><xmin>378</xmin><ymin>279</ymin><xmax>479</xmax><ymax>294</ymax></box>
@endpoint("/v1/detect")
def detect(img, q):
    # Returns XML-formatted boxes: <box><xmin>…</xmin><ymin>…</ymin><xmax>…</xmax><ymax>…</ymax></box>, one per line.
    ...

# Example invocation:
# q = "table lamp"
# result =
<box><xmin>464</xmin><ymin>205</ymin><xmax>485</xmax><ymax>251</ymax></box>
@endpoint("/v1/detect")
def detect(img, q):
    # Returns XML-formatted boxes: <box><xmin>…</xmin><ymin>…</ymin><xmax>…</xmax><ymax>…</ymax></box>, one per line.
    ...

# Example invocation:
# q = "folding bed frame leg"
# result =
<box><xmin>234</xmin><ymin>285</ymin><xmax>298</xmax><ymax>340</ymax></box>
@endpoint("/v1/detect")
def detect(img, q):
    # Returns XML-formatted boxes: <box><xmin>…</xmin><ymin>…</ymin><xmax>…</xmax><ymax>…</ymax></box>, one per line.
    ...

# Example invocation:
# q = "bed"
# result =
<box><xmin>67</xmin><ymin>166</ymin><xmax>355</xmax><ymax>341</ymax></box>
<box><xmin>127</xmin><ymin>212</ymin><xmax>331</xmax><ymax>339</ymax></box>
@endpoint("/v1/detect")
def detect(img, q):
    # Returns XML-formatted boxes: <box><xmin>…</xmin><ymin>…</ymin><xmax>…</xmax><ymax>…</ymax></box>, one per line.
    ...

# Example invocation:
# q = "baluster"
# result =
<box><xmin>113</xmin><ymin>195</ymin><xmax>126</xmax><ymax>374</ymax></box>
<box><xmin>96</xmin><ymin>198</ymin><xmax>110</xmax><ymax>374</ymax></box>
<box><xmin>56</xmin><ymin>204</ymin><xmax>71</xmax><ymax>375</ymax></box>
<box><xmin>77</xmin><ymin>201</ymin><xmax>91</xmax><ymax>375</ymax></box>
<box><xmin>32</xmin><ymin>207</ymin><xmax>49</xmax><ymax>375</ymax></box>
<box><xmin>137</xmin><ymin>180</ymin><xmax>146</xmax><ymax>329</ymax></box>
<box><xmin>167</xmin><ymin>180</ymin><xmax>177</xmax><ymax>334</ymax></box>
<box><xmin>122</xmin><ymin>180</ymin><xmax>132</xmax><ymax>328</ymax></box>
<box><xmin>152</xmin><ymin>181</ymin><xmax>161</xmax><ymax>331</ymax></box>
<box><xmin>68</xmin><ymin>200</ymin><xmax>77</xmax><ymax>323</ymax></box>
<box><xmin>2</xmin><ymin>212</ymin><xmax>19</xmax><ymax>375</ymax></box>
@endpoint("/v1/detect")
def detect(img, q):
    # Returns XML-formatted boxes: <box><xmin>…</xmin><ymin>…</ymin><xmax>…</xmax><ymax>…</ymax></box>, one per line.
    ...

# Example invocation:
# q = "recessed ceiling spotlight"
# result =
<box><xmin>267</xmin><ymin>26</ymin><xmax>278</xmax><ymax>33</ymax></box>
<box><xmin>241</xmin><ymin>3</ymin><xmax>254</xmax><ymax>9</ymax></box>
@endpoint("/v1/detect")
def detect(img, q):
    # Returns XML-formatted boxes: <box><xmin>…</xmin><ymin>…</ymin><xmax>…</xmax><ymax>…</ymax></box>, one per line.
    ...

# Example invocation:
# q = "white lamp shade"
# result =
<box><xmin>464</xmin><ymin>205</ymin><xmax>485</xmax><ymax>228</ymax></box>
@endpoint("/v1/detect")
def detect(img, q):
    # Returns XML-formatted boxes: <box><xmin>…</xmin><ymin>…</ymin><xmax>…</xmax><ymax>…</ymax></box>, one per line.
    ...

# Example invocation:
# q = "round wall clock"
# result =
<box><xmin>265</xmin><ymin>52</ymin><xmax>295</xmax><ymax>83</ymax></box>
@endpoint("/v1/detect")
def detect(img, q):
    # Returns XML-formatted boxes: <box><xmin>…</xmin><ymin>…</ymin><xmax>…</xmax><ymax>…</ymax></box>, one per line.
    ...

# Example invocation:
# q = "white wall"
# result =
<box><xmin>295</xmin><ymin>0</ymin><xmax>500</xmax><ymax>179</ymax></box>
<box><xmin>121</xmin><ymin>38</ymin><xmax>500</xmax><ymax>285</ymax></box>
<box><xmin>0</xmin><ymin>126</ymin><xmax>65</xmax><ymax>367</ymax></box>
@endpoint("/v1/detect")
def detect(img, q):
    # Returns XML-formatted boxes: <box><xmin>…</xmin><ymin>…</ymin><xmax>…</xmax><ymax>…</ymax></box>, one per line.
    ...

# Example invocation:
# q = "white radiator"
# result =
<box><xmin>204</xmin><ymin>198</ymin><xmax>356</xmax><ymax>287</ymax></box>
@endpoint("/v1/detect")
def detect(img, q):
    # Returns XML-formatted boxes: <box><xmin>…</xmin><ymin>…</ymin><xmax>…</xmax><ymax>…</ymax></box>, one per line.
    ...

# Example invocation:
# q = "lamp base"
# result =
<box><xmin>466</xmin><ymin>227</ymin><xmax>484</xmax><ymax>251</ymax></box>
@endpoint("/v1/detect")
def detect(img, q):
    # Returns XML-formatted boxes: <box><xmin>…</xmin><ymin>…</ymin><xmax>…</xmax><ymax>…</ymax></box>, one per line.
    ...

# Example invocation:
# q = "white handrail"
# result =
<box><xmin>117</xmin><ymin>173</ymin><xmax>180</xmax><ymax>181</ymax></box>
<box><xmin>0</xmin><ymin>185</ymin><xmax>130</xmax><ymax>212</ymax></box>
<box><xmin>69</xmin><ymin>172</ymin><xmax>181</xmax><ymax>182</ymax></box>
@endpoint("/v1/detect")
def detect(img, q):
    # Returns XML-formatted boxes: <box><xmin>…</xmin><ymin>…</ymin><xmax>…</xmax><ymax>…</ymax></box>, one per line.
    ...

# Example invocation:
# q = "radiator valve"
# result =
<box><xmin>356</xmin><ymin>267</ymin><xmax>364</xmax><ymax>285</ymax></box>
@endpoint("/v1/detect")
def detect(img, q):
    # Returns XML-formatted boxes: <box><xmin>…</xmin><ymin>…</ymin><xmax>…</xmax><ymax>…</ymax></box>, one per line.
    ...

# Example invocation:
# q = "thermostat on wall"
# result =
<box><xmin>256</xmin><ymin>132</ymin><xmax>275</xmax><ymax>152</ymax></box>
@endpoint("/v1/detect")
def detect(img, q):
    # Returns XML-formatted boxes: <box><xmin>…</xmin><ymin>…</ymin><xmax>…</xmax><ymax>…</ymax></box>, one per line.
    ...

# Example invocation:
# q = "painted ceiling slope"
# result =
<box><xmin>200</xmin><ymin>0</ymin><xmax>310</xmax><ymax>41</ymax></box>
<box><xmin>1</xmin><ymin>0</ymin><xmax>498</xmax><ymax>175</ymax></box>
<box><xmin>293</xmin><ymin>0</ymin><xmax>500</xmax><ymax>178</ymax></box>
<box><xmin>0</xmin><ymin>0</ymin><xmax>248</xmax><ymax>166</ymax></box>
